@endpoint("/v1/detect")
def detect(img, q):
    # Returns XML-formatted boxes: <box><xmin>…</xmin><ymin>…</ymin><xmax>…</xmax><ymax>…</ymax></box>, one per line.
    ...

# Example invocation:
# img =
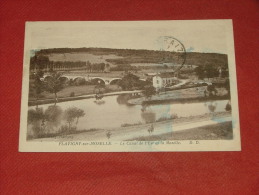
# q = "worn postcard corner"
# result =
<box><xmin>19</xmin><ymin>20</ymin><xmax>241</xmax><ymax>152</ymax></box>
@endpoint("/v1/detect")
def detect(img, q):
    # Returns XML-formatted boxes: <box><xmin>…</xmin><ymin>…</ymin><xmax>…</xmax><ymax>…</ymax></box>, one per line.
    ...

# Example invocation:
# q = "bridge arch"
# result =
<box><xmin>73</xmin><ymin>76</ymin><xmax>85</xmax><ymax>81</ymax></box>
<box><xmin>44</xmin><ymin>76</ymin><xmax>52</xmax><ymax>81</ymax></box>
<box><xmin>109</xmin><ymin>78</ymin><xmax>122</xmax><ymax>85</ymax></box>
<box><xmin>59</xmin><ymin>76</ymin><xmax>69</xmax><ymax>83</ymax></box>
<box><xmin>91</xmin><ymin>78</ymin><xmax>106</xmax><ymax>85</ymax></box>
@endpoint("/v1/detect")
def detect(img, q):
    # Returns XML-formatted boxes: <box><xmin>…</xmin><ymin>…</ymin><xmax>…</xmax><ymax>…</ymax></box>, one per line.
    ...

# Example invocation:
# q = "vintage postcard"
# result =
<box><xmin>19</xmin><ymin>20</ymin><xmax>241</xmax><ymax>152</ymax></box>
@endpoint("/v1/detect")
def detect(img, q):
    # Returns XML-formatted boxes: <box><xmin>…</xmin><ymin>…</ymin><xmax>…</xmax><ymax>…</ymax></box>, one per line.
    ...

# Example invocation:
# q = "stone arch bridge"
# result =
<box><xmin>43</xmin><ymin>74</ymin><xmax>123</xmax><ymax>85</ymax></box>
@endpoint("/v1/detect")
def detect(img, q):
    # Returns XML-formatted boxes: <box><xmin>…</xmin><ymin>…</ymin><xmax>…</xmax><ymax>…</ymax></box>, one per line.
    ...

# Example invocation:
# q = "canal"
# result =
<box><xmin>32</xmin><ymin>94</ymin><xmax>230</xmax><ymax>131</ymax></box>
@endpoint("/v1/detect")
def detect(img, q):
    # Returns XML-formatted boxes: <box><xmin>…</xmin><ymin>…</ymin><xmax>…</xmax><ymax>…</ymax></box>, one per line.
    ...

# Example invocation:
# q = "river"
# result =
<box><xmin>31</xmin><ymin>95</ymin><xmax>230</xmax><ymax>131</ymax></box>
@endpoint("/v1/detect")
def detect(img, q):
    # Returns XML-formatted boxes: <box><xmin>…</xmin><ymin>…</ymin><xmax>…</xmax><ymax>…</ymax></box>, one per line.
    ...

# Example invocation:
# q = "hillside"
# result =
<box><xmin>36</xmin><ymin>47</ymin><xmax>228</xmax><ymax>67</ymax></box>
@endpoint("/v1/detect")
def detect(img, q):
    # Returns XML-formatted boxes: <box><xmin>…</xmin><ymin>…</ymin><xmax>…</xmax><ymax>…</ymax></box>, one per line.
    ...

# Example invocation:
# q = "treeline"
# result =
<box><xmin>30</xmin><ymin>55</ymin><xmax>111</xmax><ymax>72</ymax></box>
<box><xmin>35</xmin><ymin>47</ymin><xmax>228</xmax><ymax>67</ymax></box>
<box><xmin>85</xmin><ymin>62</ymin><xmax>110</xmax><ymax>72</ymax></box>
<box><xmin>194</xmin><ymin>64</ymin><xmax>229</xmax><ymax>80</ymax></box>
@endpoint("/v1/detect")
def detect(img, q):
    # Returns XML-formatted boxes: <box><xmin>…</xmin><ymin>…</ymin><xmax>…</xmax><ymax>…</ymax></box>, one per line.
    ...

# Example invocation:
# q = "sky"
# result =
<box><xmin>26</xmin><ymin>20</ymin><xmax>231</xmax><ymax>54</ymax></box>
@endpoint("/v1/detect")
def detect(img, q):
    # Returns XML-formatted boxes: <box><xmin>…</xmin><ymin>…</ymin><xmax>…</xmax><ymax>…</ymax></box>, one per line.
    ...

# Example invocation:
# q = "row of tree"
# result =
<box><xmin>85</xmin><ymin>61</ymin><xmax>110</xmax><ymax>72</ymax></box>
<box><xmin>30</xmin><ymin>55</ymin><xmax>111</xmax><ymax>72</ymax></box>
<box><xmin>28</xmin><ymin>105</ymin><xmax>85</xmax><ymax>139</ymax></box>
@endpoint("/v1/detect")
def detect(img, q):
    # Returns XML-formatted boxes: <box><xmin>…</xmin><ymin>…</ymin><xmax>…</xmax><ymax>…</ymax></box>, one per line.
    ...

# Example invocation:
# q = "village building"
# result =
<box><xmin>152</xmin><ymin>72</ymin><xmax>178</xmax><ymax>90</ymax></box>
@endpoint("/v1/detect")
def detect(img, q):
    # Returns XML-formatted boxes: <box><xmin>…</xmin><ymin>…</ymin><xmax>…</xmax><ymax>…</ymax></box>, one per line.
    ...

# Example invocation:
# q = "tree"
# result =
<box><xmin>195</xmin><ymin>65</ymin><xmax>218</xmax><ymax>80</ymax></box>
<box><xmin>30</xmin><ymin>55</ymin><xmax>50</xmax><ymax>71</ymax></box>
<box><xmin>86</xmin><ymin>61</ymin><xmax>91</xmax><ymax>72</ymax></box>
<box><xmin>194</xmin><ymin>66</ymin><xmax>205</xmax><ymax>80</ymax></box>
<box><xmin>27</xmin><ymin>107</ymin><xmax>46</xmax><ymax>138</ymax></box>
<box><xmin>118</xmin><ymin>73</ymin><xmax>141</xmax><ymax>90</ymax></box>
<box><xmin>44</xmin><ymin>105</ymin><xmax>63</xmax><ymax>126</ymax></box>
<box><xmin>100</xmin><ymin>63</ymin><xmax>105</xmax><ymax>72</ymax></box>
<box><xmin>63</xmin><ymin>107</ymin><xmax>85</xmax><ymax>131</ymax></box>
<box><xmin>206</xmin><ymin>64</ymin><xmax>218</xmax><ymax>80</ymax></box>
<box><xmin>224</xmin><ymin>78</ymin><xmax>230</xmax><ymax>97</ymax></box>
<box><xmin>207</xmin><ymin>84</ymin><xmax>217</xmax><ymax>97</ymax></box>
<box><xmin>30</xmin><ymin>70</ymin><xmax>45</xmax><ymax>108</ymax></box>
<box><xmin>143</xmin><ymin>85</ymin><xmax>156</xmax><ymax>99</ymax></box>
<box><xmin>105</xmin><ymin>64</ymin><xmax>110</xmax><ymax>72</ymax></box>
<box><xmin>27</xmin><ymin>107</ymin><xmax>44</xmax><ymax>125</ymax></box>
<box><xmin>45</xmin><ymin>71</ymin><xmax>64</xmax><ymax>105</ymax></box>
<box><xmin>225</xmin><ymin>102</ymin><xmax>231</xmax><ymax>111</ymax></box>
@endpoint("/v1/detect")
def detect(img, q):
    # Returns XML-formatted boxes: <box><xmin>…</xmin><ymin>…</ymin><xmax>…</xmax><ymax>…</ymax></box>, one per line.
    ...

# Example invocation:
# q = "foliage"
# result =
<box><xmin>45</xmin><ymin>71</ymin><xmax>64</xmax><ymax>104</ymax></box>
<box><xmin>63</xmin><ymin>107</ymin><xmax>85</xmax><ymax>131</ymax></box>
<box><xmin>118</xmin><ymin>73</ymin><xmax>142</xmax><ymax>90</ymax></box>
<box><xmin>44</xmin><ymin>105</ymin><xmax>63</xmax><ymax>126</ymax></box>
<box><xmin>36</xmin><ymin>48</ymin><xmax>228</xmax><ymax>68</ymax></box>
<box><xmin>207</xmin><ymin>84</ymin><xmax>218</xmax><ymax>96</ymax></box>
<box><xmin>224</xmin><ymin>78</ymin><xmax>230</xmax><ymax>96</ymax></box>
<box><xmin>30</xmin><ymin>71</ymin><xmax>45</xmax><ymax>107</ymax></box>
<box><xmin>195</xmin><ymin>64</ymin><xmax>219</xmax><ymax>80</ymax></box>
<box><xmin>142</xmin><ymin>85</ymin><xmax>156</xmax><ymax>99</ymax></box>
<box><xmin>225</xmin><ymin>102</ymin><xmax>231</xmax><ymax>111</ymax></box>
<box><xmin>27</xmin><ymin>107</ymin><xmax>44</xmax><ymax>124</ymax></box>
<box><xmin>194</xmin><ymin>66</ymin><xmax>205</xmax><ymax>79</ymax></box>
<box><xmin>27</xmin><ymin>105</ymin><xmax>85</xmax><ymax>139</ymax></box>
<box><xmin>121</xmin><ymin>122</ymin><xmax>142</xmax><ymax>127</ymax></box>
<box><xmin>30</xmin><ymin>55</ymin><xmax>50</xmax><ymax>70</ymax></box>
<box><xmin>156</xmin><ymin>114</ymin><xmax>178</xmax><ymax>122</ymax></box>
<box><xmin>74</xmin><ymin>77</ymin><xmax>86</xmax><ymax>85</ymax></box>
<box><xmin>206</xmin><ymin>64</ymin><xmax>219</xmax><ymax>79</ymax></box>
<box><xmin>51</xmin><ymin>61</ymin><xmax>86</xmax><ymax>71</ymax></box>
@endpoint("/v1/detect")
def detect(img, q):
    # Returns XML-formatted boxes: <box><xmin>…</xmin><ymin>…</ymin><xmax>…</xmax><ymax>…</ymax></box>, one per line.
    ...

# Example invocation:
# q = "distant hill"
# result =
<box><xmin>36</xmin><ymin>47</ymin><xmax>228</xmax><ymax>67</ymax></box>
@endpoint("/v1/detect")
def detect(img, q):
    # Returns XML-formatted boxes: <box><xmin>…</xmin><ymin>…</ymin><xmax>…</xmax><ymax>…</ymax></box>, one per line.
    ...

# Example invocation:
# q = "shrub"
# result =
<box><xmin>225</xmin><ymin>103</ymin><xmax>231</xmax><ymax>111</ymax></box>
<box><xmin>70</xmin><ymin>92</ymin><xmax>75</xmax><ymax>97</ymax></box>
<box><xmin>156</xmin><ymin>114</ymin><xmax>178</xmax><ymax>122</ymax></box>
<box><xmin>75</xmin><ymin>78</ymin><xmax>86</xmax><ymax>85</ymax></box>
<box><xmin>121</xmin><ymin>122</ymin><xmax>142</xmax><ymax>127</ymax></box>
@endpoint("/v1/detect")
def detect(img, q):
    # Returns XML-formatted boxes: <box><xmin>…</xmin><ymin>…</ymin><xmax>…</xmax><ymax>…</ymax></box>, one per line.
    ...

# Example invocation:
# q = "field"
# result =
<box><xmin>47</xmin><ymin>53</ymin><xmax>123</xmax><ymax>67</ymax></box>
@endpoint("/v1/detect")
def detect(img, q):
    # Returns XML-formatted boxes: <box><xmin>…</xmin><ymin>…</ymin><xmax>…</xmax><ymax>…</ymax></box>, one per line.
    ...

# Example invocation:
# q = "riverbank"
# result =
<box><xmin>28</xmin><ymin>89</ymin><xmax>142</xmax><ymax>106</ymax></box>
<box><xmin>29</xmin><ymin>85</ymin><xmax>229</xmax><ymax>106</ymax></box>
<box><xmin>31</xmin><ymin>111</ymin><xmax>232</xmax><ymax>142</ymax></box>
<box><xmin>127</xmin><ymin>121</ymin><xmax>233</xmax><ymax>141</ymax></box>
<box><xmin>128</xmin><ymin>86</ymin><xmax>229</xmax><ymax>105</ymax></box>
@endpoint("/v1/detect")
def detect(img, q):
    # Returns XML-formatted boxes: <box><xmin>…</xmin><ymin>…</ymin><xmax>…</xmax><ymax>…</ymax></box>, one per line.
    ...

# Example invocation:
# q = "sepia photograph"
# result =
<box><xmin>19</xmin><ymin>20</ymin><xmax>240</xmax><ymax>151</ymax></box>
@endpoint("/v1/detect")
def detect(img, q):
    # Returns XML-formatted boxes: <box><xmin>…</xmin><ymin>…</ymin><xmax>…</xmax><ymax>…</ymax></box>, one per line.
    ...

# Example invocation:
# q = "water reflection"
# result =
<box><xmin>141</xmin><ymin>111</ymin><xmax>156</xmax><ymax>124</ymax></box>
<box><xmin>116</xmin><ymin>94</ymin><xmax>132</xmax><ymax>105</ymax></box>
<box><xmin>207</xmin><ymin>102</ymin><xmax>217</xmax><ymax>113</ymax></box>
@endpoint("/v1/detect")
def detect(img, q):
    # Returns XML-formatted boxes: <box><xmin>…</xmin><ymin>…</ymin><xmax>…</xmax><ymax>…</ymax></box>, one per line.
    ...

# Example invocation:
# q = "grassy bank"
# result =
<box><xmin>32</xmin><ymin>111</ymin><xmax>232</xmax><ymax>141</ymax></box>
<box><xmin>127</xmin><ymin>121</ymin><xmax>233</xmax><ymax>141</ymax></box>
<box><xmin>29</xmin><ymin>84</ymin><xmax>122</xmax><ymax>106</ymax></box>
<box><xmin>128</xmin><ymin>86</ymin><xmax>230</xmax><ymax>105</ymax></box>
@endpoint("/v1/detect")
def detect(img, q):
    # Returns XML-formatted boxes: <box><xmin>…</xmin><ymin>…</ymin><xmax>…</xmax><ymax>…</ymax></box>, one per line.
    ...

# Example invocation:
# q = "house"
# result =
<box><xmin>152</xmin><ymin>72</ymin><xmax>177</xmax><ymax>90</ymax></box>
